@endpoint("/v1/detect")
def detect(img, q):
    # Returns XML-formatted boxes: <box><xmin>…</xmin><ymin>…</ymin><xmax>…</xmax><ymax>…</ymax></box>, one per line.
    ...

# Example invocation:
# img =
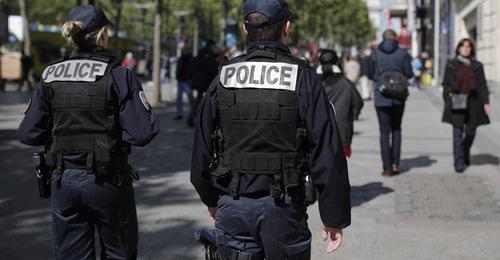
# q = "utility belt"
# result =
<box><xmin>33</xmin><ymin>150</ymin><xmax>138</xmax><ymax>199</ymax></box>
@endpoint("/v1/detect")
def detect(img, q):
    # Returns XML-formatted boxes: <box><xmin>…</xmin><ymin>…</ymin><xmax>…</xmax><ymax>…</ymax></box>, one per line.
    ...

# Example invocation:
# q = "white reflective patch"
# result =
<box><xmin>42</xmin><ymin>60</ymin><xmax>108</xmax><ymax>83</ymax></box>
<box><xmin>139</xmin><ymin>91</ymin><xmax>151</xmax><ymax>111</ymax></box>
<box><xmin>220</xmin><ymin>62</ymin><xmax>298</xmax><ymax>91</ymax></box>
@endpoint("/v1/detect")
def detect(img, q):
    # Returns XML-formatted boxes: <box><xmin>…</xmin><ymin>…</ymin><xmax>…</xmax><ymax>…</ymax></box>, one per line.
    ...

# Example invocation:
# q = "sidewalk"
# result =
<box><xmin>316</xmin><ymin>87</ymin><xmax>500</xmax><ymax>260</ymax></box>
<box><xmin>0</xmin><ymin>86</ymin><xmax>499</xmax><ymax>259</ymax></box>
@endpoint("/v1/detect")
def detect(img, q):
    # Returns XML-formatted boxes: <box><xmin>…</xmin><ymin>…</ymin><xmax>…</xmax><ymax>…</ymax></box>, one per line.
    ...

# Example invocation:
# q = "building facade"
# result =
<box><xmin>447</xmin><ymin>0</ymin><xmax>500</xmax><ymax>88</ymax></box>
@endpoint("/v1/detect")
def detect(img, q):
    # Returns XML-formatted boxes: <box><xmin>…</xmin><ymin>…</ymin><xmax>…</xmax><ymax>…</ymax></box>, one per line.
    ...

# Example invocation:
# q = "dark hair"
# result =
<box><xmin>455</xmin><ymin>38</ymin><xmax>475</xmax><ymax>58</ymax></box>
<box><xmin>382</xmin><ymin>29</ymin><xmax>397</xmax><ymax>40</ymax></box>
<box><xmin>245</xmin><ymin>13</ymin><xmax>287</xmax><ymax>42</ymax></box>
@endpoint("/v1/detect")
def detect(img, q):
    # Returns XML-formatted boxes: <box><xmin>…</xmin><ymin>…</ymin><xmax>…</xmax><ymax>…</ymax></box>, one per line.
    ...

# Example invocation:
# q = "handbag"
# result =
<box><xmin>451</xmin><ymin>93</ymin><xmax>468</xmax><ymax>110</ymax></box>
<box><xmin>374</xmin><ymin>51</ymin><xmax>409</xmax><ymax>101</ymax></box>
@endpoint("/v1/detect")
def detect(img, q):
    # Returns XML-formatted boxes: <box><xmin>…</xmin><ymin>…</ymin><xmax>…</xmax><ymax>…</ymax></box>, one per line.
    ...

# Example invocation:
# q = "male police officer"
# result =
<box><xmin>17</xmin><ymin>5</ymin><xmax>159</xmax><ymax>259</ymax></box>
<box><xmin>190</xmin><ymin>0</ymin><xmax>351</xmax><ymax>259</ymax></box>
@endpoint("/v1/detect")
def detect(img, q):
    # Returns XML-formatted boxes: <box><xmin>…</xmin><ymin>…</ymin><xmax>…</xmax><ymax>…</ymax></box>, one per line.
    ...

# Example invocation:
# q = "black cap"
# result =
<box><xmin>243</xmin><ymin>0</ymin><xmax>294</xmax><ymax>28</ymax></box>
<box><xmin>319</xmin><ymin>49</ymin><xmax>338</xmax><ymax>65</ymax></box>
<box><xmin>68</xmin><ymin>5</ymin><xmax>115</xmax><ymax>35</ymax></box>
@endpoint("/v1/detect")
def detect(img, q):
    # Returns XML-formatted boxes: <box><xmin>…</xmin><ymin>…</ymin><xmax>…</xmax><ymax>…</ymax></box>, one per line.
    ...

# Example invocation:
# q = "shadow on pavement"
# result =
<box><xmin>351</xmin><ymin>182</ymin><xmax>394</xmax><ymax>208</ymax></box>
<box><xmin>470</xmin><ymin>154</ymin><xmax>499</xmax><ymax>166</ymax></box>
<box><xmin>0</xmin><ymin>108</ymin><xmax>204</xmax><ymax>259</ymax></box>
<box><xmin>399</xmin><ymin>155</ymin><xmax>437</xmax><ymax>174</ymax></box>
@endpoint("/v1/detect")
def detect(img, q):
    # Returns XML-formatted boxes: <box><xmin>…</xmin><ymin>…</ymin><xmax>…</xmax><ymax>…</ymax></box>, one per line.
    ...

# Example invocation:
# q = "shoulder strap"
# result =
<box><xmin>373</xmin><ymin>50</ymin><xmax>385</xmax><ymax>73</ymax></box>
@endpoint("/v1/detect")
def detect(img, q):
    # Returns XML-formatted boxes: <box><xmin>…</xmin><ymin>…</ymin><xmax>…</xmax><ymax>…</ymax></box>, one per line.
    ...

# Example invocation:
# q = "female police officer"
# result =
<box><xmin>17</xmin><ymin>5</ymin><xmax>159</xmax><ymax>259</ymax></box>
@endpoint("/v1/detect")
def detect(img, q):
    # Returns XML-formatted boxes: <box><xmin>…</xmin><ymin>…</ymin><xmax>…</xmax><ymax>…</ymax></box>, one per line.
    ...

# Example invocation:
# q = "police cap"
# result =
<box><xmin>68</xmin><ymin>5</ymin><xmax>115</xmax><ymax>35</ymax></box>
<box><xmin>243</xmin><ymin>0</ymin><xmax>295</xmax><ymax>28</ymax></box>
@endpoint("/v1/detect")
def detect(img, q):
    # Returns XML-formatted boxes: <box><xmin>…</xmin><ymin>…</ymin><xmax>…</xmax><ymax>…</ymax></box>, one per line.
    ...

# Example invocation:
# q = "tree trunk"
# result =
<box><xmin>112</xmin><ymin>0</ymin><xmax>123</xmax><ymax>53</ymax></box>
<box><xmin>151</xmin><ymin>0</ymin><xmax>162</xmax><ymax>107</ymax></box>
<box><xmin>19</xmin><ymin>0</ymin><xmax>30</xmax><ymax>56</ymax></box>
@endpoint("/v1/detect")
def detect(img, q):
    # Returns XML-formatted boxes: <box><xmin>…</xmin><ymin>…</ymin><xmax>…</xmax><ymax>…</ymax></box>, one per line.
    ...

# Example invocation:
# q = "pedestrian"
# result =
<box><xmin>190</xmin><ymin>0</ymin><xmax>351</xmax><ymax>259</ymax></box>
<box><xmin>320</xmin><ymin>49</ymin><xmax>364</xmax><ymax>158</ymax></box>
<box><xmin>358</xmin><ymin>49</ymin><xmax>373</xmax><ymax>100</ymax></box>
<box><xmin>442</xmin><ymin>38</ymin><xmax>492</xmax><ymax>173</ymax></box>
<box><xmin>122</xmin><ymin>51</ymin><xmax>138</xmax><ymax>72</ymax></box>
<box><xmin>17</xmin><ymin>5</ymin><xmax>159</xmax><ymax>259</ymax></box>
<box><xmin>174</xmin><ymin>46</ymin><xmax>194</xmax><ymax>120</ymax></box>
<box><xmin>0</xmin><ymin>49</ymin><xmax>4</xmax><ymax>91</ymax></box>
<box><xmin>18</xmin><ymin>49</ymin><xmax>33</xmax><ymax>91</ymax></box>
<box><xmin>412</xmin><ymin>54</ymin><xmax>423</xmax><ymax>89</ymax></box>
<box><xmin>187</xmin><ymin>39</ymin><xmax>219</xmax><ymax>127</ymax></box>
<box><xmin>161</xmin><ymin>51</ymin><xmax>171</xmax><ymax>84</ymax></box>
<box><xmin>367</xmin><ymin>29</ymin><xmax>413</xmax><ymax>177</ymax></box>
<box><xmin>344</xmin><ymin>55</ymin><xmax>361</xmax><ymax>84</ymax></box>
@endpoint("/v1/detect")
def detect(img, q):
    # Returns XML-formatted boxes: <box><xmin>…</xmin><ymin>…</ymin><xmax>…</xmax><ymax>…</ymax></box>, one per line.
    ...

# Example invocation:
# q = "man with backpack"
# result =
<box><xmin>367</xmin><ymin>29</ymin><xmax>413</xmax><ymax>177</ymax></box>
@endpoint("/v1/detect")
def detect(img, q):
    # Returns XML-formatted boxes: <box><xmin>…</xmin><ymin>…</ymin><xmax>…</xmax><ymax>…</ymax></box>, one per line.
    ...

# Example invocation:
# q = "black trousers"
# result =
<box><xmin>453</xmin><ymin>126</ymin><xmax>476</xmax><ymax>171</ymax></box>
<box><xmin>215</xmin><ymin>195</ymin><xmax>311</xmax><ymax>259</ymax></box>
<box><xmin>375</xmin><ymin>105</ymin><xmax>405</xmax><ymax>172</ymax></box>
<box><xmin>50</xmin><ymin>169</ymin><xmax>138</xmax><ymax>260</ymax></box>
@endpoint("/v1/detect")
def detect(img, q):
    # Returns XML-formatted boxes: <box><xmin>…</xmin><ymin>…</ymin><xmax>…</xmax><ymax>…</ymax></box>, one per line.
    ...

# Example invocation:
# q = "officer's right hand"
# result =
<box><xmin>208</xmin><ymin>207</ymin><xmax>217</xmax><ymax>222</ymax></box>
<box><xmin>322</xmin><ymin>226</ymin><xmax>343</xmax><ymax>253</ymax></box>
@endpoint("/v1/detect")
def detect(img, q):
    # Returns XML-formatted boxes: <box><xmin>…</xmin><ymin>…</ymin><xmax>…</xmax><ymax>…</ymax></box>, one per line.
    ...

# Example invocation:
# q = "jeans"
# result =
<box><xmin>453</xmin><ymin>126</ymin><xmax>476</xmax><ymax>171</ymax></box>
<box><xmin>215</xmin><ymin>195</ymin><xmax>312</xmax><ymax>259</ymax></box>
<box><xmin>176</xmin><ymin>80</ymin><xmax>194</xmax><ymax>117</ymax></box>
<box><xmin>375</xmin><ymin>105</ymin><xmax>405</xmax><ymax>172</ymax></box>
<box><xmin>50</xmin><ymin>169</ymin><xmax>138</xmax><ymax>260</ymax></box>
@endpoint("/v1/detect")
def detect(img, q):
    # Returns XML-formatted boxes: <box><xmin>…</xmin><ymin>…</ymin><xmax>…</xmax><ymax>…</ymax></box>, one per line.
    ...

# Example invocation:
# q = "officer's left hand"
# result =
<box><xmin>322</xmin><ymin>226</ymin><xmax>343</xmax><ymax>253</ymax></box>
<box><xmin>208</xmin><ymin>207</ymin><xmax>217</xmax><ymax>222</ymax></box>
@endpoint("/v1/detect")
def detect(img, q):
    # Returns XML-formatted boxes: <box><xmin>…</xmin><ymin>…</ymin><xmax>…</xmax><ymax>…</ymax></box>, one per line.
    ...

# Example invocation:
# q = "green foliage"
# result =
<box><xmin>15</xmin><ymin>0</ymin><xmax>375</xmax><ymax>49</ymax></box>
<box><xmin>289</xmin><ymin>0</ymin><xmax>375</xmax><ymax>47</ymax></box>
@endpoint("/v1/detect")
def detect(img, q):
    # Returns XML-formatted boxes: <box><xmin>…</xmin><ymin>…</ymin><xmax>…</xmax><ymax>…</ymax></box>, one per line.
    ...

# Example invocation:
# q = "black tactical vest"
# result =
<box><xmin>212</xmin><ymin>46</ymin><xmax>307</xmax><ymax>197</ymax></box>
<box><xmin>42</xmin><ymin>52</ymin><xmax>128</xmax><ymax>176</ymax></box>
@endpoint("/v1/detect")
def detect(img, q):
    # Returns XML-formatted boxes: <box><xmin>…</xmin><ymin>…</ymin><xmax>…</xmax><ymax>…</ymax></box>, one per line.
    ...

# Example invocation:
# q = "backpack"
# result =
<box><xmin>374</xmin><ymin>50</ymin><xmax>409</xmax><ymax>101</ymax></box>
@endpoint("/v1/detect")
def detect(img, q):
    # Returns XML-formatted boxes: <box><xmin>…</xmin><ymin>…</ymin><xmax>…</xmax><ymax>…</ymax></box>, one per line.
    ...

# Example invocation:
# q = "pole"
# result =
<box><xmin>151</xmin><ymin>0</ymin><xmax>162</xmax><ymax>106</ymax></box>
<box><xmin>433</xmin><ymin>0</ymin><xmax>440</xmax><ymax>86</ymax></box>
<box><xmin>193</xmin><ymin>17</ymin><xmax>199</xmax><ymax>57</ymax></box>
<box><xmin>408</xmin><ymin>0</ymin><xmax>418</xmax><ymax>58</ymax></box>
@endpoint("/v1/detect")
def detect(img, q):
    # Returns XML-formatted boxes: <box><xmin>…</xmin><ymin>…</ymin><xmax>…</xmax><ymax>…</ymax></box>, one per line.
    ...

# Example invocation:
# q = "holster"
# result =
<box><xmin>32</xmin><ymin>152</ymin><xmax>51</xmax><ymax>199</ymax></box>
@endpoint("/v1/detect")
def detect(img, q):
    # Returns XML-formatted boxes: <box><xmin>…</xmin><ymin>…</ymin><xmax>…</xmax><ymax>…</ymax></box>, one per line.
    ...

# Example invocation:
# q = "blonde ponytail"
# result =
<box><xmin>61</xmin><ymin>21</ymin><xmax>108</xmax><ymax>49</ymax></box>
<box><xmin>62</xmin><ymin>21</ymin><xmax>85</xmax><ymax>47</ymax></box>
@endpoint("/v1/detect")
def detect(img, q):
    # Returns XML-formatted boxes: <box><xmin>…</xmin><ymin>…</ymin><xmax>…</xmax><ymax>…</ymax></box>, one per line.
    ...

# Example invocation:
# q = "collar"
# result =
<box><xmin>247</xmin><ymin>41</ymin><xmax>291</xmax><ymax>55</ymax></box>
<box><xmin>70</xmin><ymin>47</ymin><xmax>114</xmax><ymax>59</ymax></box>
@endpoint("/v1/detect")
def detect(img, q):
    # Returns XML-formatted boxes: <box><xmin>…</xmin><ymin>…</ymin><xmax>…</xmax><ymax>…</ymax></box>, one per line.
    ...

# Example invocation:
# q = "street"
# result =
<box><xmin>0</xmin><ymin>84</ymin><xmax>499</xmax><ymax>260</ymax></box>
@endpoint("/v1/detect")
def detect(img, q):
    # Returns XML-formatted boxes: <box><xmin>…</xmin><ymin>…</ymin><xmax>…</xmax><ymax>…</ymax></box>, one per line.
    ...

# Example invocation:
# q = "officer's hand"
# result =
<box><xmin>208</xmin><ymin>207</ymin><xmax>217</xmax><ymax>222</ymax></box>
<box><xmin>322</xmin><ymin>226</ymin><xmax>343</xmax><ymax>253</ymax></box>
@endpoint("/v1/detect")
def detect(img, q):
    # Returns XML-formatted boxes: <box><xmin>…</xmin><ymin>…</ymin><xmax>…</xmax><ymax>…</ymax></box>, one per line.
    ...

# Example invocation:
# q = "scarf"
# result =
<box><xmin>454</xmin><ymin>55</ymin><xmax>476</xmax><ymax>93</ymax></box>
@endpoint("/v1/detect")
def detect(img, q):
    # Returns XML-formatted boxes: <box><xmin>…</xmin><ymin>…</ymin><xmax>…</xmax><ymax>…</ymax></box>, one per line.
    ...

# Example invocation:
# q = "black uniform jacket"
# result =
<box><xmin>190</xmin><ymin>41</ymin><xmax>351</xmax><ymax>229</ymax></box>
<box><xmin>17</xmin><ymin>48</ymin><xmax>160</xmax><ymax>148</ymax></box>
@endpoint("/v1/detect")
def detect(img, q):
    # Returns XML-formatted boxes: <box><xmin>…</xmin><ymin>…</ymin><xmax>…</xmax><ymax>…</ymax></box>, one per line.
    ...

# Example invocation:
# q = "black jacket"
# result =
<box><xmin>176</xmin><ymin>54</ymin><xmax>193</xmax><ymax>81</ymax></box>
<box><xmin>323</xmin><ymin>73</ymin><xmax>364</xmax><ymax>147</ymax></box>
<box><xmin>442</xmin><ymin>58</ymin><xmax>490</xmax><ymax>128</ymax></box>
<box><xmin>190</xmin><ymin>41</ymin><xmax>351</xmax><ymax>229</ymax></box>
<box><xmin>190</xmin><ymin>47</ymin><xmax>219</xmax><ymax>92</ymax></box>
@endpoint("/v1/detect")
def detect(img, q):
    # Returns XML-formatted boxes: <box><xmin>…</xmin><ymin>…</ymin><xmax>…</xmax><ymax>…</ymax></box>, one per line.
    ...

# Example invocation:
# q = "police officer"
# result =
<box><xmin>17</xmin><ymin>5</ymin><xmax>159</xmax><ymax>259</ymax></box>
<box><xmin>190</xmin><ymin>0</ymin><xmax>351</xmax><ymax>259</ymax></box>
